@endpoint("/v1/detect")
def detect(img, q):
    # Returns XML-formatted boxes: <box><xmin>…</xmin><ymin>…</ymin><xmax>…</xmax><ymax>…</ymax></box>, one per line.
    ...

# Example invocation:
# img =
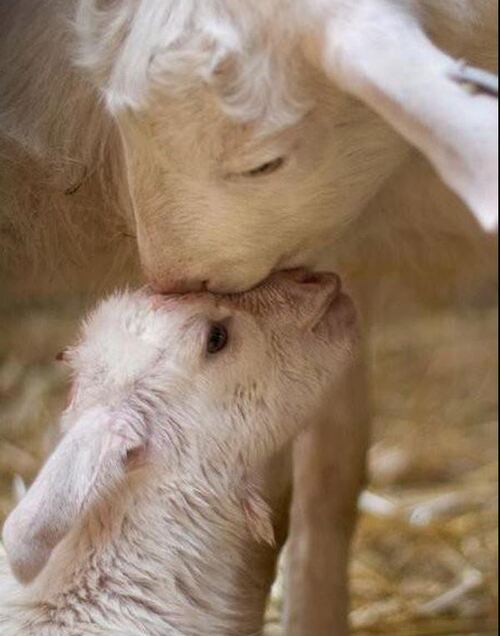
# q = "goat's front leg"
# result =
<box><xmin>283</xmin><ymin>354</ymin><xmax>370</xmax><ymax>636</ymax></box>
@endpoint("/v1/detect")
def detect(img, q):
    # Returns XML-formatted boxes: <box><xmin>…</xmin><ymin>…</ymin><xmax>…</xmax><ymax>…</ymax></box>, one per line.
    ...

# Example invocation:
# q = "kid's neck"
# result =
<box><xmin>36</xmin><ymin>469</ymin><xmax>278</xmax><ymax>636</ymax></box>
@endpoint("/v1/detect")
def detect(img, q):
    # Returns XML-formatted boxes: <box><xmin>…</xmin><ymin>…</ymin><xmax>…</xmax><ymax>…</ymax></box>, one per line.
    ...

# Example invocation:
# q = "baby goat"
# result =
<box><xmin>0</xmin><ymin>270</ymin><xmax>359</xmax><ymax>635</ymax></box>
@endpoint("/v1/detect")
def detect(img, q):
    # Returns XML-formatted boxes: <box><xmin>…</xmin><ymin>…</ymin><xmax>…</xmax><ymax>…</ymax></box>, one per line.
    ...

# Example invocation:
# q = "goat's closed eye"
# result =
<box><xmin>242</xmin><ymin>157</ymin><xmax>285</xmax><ymax>177</ymax></box>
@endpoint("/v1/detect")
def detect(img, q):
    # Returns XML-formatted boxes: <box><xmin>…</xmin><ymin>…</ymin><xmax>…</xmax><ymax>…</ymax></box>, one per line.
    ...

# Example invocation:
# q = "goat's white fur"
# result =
<box><xmin>0</xmin><ymin>274</ymin><xmax>359</xmax><ymax>635</ymax></box>
<box><xmin>0</xmin><ymin>2</ymin><xmax>496</xmax><ymax>634</ymax></box>
<box><xmin>75</xmin><ymin>1</ymin><xmax>309</xmax><ymax>128</ymax></box>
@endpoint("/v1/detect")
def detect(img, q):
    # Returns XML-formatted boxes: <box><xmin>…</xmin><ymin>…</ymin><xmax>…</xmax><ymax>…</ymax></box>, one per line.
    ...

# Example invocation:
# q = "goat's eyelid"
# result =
<box><xmin>224</xmin><ymin>156</ymin><xmax>286</xmax><ymax>180</ymax></box>
<box><xmin>243</xmin><ymin>157</ymin><xmax>285</xmax><ymax>177</ymax></box>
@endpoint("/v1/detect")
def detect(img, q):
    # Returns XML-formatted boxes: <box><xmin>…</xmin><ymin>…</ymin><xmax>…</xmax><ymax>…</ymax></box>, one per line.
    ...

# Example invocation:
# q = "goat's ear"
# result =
<box><xmin>310</xmin><ymin>0</ymin><xmax>498</xmax><ymax>231</ymax></box>
<box><xmin>2</xmin><ymin>407</ymin><xmax>147</xmax><ymax>584</ymax></box>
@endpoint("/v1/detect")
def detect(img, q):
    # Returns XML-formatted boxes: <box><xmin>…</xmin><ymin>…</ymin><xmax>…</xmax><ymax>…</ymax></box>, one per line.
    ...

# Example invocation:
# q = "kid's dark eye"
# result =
<box><xmin>207</xmin><ymin>323</ymin><xmax>229</xmax><ymax>354</ymax></box>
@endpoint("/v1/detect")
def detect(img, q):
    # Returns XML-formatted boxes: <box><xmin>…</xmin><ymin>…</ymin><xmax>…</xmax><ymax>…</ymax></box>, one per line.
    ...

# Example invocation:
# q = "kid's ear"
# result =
<box><xmin>2</xmin><ymin>406</ymin><xmax>148</xmax><ymax>584</ymax></box>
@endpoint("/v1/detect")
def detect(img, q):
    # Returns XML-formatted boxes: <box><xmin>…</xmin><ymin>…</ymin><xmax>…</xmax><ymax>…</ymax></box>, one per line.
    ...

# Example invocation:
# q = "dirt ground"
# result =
<box><xmin>0</xmin><ymin>292</ymin><xmax>497</xmax><ymax>635</ymax></box>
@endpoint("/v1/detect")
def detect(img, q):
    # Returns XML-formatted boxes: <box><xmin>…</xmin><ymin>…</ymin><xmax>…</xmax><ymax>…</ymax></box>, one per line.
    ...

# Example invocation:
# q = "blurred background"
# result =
<box><xmin>0</xmin><ymin>287</ymin><xmax>497</xmax><ymax>636</ymax></box>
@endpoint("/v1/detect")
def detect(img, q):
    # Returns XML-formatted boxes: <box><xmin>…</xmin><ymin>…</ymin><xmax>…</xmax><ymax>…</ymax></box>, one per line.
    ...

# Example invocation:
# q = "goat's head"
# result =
<box><xmin>75</xmin><ymin>0</ymin><xmax>496</xmax><ymax>293</ymax></box>
<box><xmin>2</xmin><ymin>270</ymin><xmax>359</xmax><ymax>583</ymax></box>
<box><xmin>75</xmin><ymin>0</ymin><xmax>406</xmax><ymax>292</ymax></box>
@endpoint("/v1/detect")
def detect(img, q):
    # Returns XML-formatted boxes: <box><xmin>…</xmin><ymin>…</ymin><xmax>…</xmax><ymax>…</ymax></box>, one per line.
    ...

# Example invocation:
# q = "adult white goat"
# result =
<box><xmin>1</xmin><ymin>271</ymin><xmax>361</xmax><ymax>636</ymax></box>
<box><xmin>0</xmin><ymin>2</ymin><xmax>497</xmax><ymax>634</ymax></box>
